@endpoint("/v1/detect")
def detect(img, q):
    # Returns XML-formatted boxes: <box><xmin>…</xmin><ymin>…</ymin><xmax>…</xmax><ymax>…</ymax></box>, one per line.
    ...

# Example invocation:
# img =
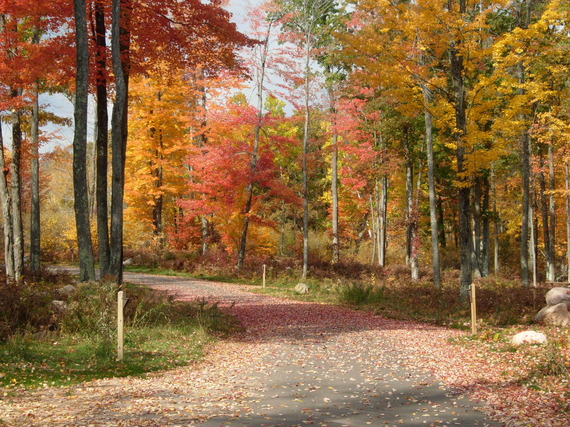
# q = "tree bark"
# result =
<box><xmin>538</xmin><ymin>149</ymin><xmax>555</xmax><ymax>282</ymax></box>
<box><xmin>471</xmin><ymin>180</ymin><xmax>482</xmax><ymax>278</ymax></box>
<box><xmin>93</xmin><ymin>0</ymin><xmax>110</xmax><ymax>278</ymax></box>
<box><xmin>437</xmin><ymin>193</ymin><xmax>446</xmax><ymax>248</ymax></box>
<box><xmin>379</xmin><ymin>176</ymin><xmax>388</xmax><ymax>266</ymax></box>
<box><xmin>30</xmin><ymin>84</ymin><xmax>41</xmax><ymax>273</ymax></box>
<box><xmin>565</xmin><ymin>162</ymin><xmax>570</xmax><ymax>280</ymax></box>
<box><xmin>423</xmin><ymin>88</ymin><xmax>440</xmax><ymax>287</ymax></box>
<box><xmin>109</xmin><ymin>0</ymin><xmax>131</xmax><ymax>283</ymax></box>
<box><xmin>548</xmin><ymin>142</ymin><xmax>556</xmax><ymax>280</ymax></box>
<box><xmin>301</xmin><ymin>31</ymin><xmax>311</xmax><ymax>280</ymax></box>
<box><xmin>404</xmin><ymin>126</ymin><xmax>413</xmax><ymax>267</ymax></box>
<box><xmin>73</xmin><ymin>0</ymin><xmax>96</xmax><ymax>281</ymax></box>
<box><xmin>0</xmin><ymin>122</ymin><xmax>14</xmax><ymax>279</ymax></box>
<box><xmin>481</xmin><ymin>174</ymin><xmax>490</xmax><ymax>277</ymax></box>
<box><xmin>491</xmin><ymin>167</ymin><xmax>499</xmax><ymax>274</ymax></box>
<box><xmin>519</xmin><ymin>0</ymin><xmax>532</xmax><ymax>287</ymax></box>
<box><xmin>328</xmin><ymin>78</ymin><xmax>340</xmax><ymax>265</ymax></box>
<box><xmin>449</xmin><ymin>0</ymin><xmax>472</xmax><ymax>299</ymax></box>
<box><xmin>9</xmin><ymin>94</ymin><xmax>24</xmax><ymax>282</ymax></box>
<box><xmin>237</xmin><ymin>23</ymin><xmax>272</xmax><ymax>270</ymax></box>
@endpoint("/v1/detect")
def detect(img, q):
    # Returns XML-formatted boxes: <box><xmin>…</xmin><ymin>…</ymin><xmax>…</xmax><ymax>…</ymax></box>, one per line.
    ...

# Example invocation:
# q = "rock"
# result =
<box><xmin>51</xmin><ymin>300</ymin><xmax>68</xmax><ymax>313</ymax></box>
<box><xmin>57</xmin><ymin>285</ymin><xmax>76</xmax><ymax>297</ymax></box>
<box><xmin>545</xmin><ymin>287</ymin><xmax>570</xmax><ymax>309</ymax></box>
<box><xmin>123</xmin><ymin>258</ymin><xmax>133</xmax><ymax>266</ymax></box>
<box><xmin>511</xmin><ymin>331</ymin><xmax>548</xmax><ymax>346</ymax></box>
<box><xmin>294</xmin><ymin>283</ymin><xmax>309</xmax><ymax>294</ymax></box>
<box><xmin>534</xmin><ymin>303</ymin><xmax>570</xmax><ymax>327</ymax></box>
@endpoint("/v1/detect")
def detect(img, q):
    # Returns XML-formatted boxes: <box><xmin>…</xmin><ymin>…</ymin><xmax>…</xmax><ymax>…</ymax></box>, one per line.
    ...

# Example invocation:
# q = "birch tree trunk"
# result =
<box><xmin>0</xmin><ymin>123</ymin><xmax>14</xmax><ymax>279</ymax></box>
<box><xmin>301</xmin><ymin>32</ymin><xmax>311</xmax><ymax>280</ymax></box>
<box><xmin>518</xmin><ymin>0</ymin><xmax>532</xmax><ymax>287</ymax></box>
<box><xmin>423</xmin><ymin>89</ymin><xmax>440</xmax><ymax>287</ymax></box>
<box><xmin>379</xmin><ymin>176</ymin><xmax>388</xmax><ymax>267</ymax></box>
<box><xmin>565</xmin><ymin>162</ymin><xmax>570</xmax><ymax>280</ymax></box>
<box><xmin>492</xmin><ymin>167</ymin><xmax>499</xmax><ymax>274</ymax></box>
<box><xmin>404</xmin><ymin>126</ymin><xmax>413</xmax><ymax>267</ymax></box>
<box><xmin>548</xmin><ymin>142</ymin><xmax>556</xmax><ymax>280</ymax></box>
<box><xmin>30</xmin><ymin>84</ymin><xmax>41</xmax><ymax>273</ymax></box>
<box><xmin>538</xmin><ymin>150</ymin><xmax>554</xmax><ymax>282</ymax></box>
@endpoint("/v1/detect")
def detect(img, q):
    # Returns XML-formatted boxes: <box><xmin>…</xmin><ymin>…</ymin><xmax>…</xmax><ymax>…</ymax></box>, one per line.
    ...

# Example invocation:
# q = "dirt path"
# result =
<box><xmin>0</xmin><ymin>273</ymin><xmax>567</xmax><ymax>425</ymax></box>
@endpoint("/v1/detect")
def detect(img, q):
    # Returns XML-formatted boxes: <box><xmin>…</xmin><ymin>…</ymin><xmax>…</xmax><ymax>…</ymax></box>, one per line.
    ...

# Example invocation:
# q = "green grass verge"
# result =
<box><xmin>0</xmin><ymin>279</ymin><xmax>239</xmax><ymax>391</ymax></box>
<box><xmin>0</xmin><ymin>324</ymin><xmax>209</xmax><ymax>389</ymax></box>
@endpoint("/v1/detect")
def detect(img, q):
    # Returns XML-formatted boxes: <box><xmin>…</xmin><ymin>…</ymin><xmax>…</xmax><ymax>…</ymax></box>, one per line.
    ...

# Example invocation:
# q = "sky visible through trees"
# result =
<box><xmin>0</xmin><ymin>0</ymin><xmax>569</xmax><ymax>293</ymax></box>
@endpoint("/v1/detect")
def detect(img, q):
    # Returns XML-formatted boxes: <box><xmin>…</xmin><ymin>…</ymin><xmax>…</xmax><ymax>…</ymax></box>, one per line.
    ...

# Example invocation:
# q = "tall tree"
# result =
<box><xmin>92</xmin><ymin>0</ymin><xmax>110</xmax><ymax>278</ymax></box>
<box><xmin>275</xmin><ymin>0</ymin><xmax>336</xmax><ymax>279</ymax></box>
<box><xmin>237</xmin><ymin>10</ymin><xmax>274</xmax><ymax>270</ymax></box>
<box><xmin>73</xmin><ymin>0</ymin><xmax>96</xmax><ymax>281</ymax></box>
<box><xmin>108</xmin><ymin>0</ymin><xmax>131</xmax><ymax>283</ymax></box>
<box><xmin>0</xmin><ymin>122</ymin><xmax>14</xmax><ymax>278</ymax></box>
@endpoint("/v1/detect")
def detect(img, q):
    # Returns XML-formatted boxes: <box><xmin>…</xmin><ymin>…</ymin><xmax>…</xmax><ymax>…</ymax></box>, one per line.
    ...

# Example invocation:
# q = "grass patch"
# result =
<box><xmin>0</xmin><ymin>325</ymin><xmax>209</xmax><ymax>389</ymax></box>
<box><xmin>0</xmin><ymin>273</ymin><xmax>238</xmax><ymax>390</ymax></box>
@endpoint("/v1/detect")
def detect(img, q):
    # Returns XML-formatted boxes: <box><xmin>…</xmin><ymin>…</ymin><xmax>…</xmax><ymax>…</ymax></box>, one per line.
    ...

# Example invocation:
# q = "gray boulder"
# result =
<box><xmin>545</xmin><ymin>287</ymin><xmax>570</xmax><ymax>309</ymax></box>
<box><xmin>534</xmin><ymin>302</ymin><xmax>570</xmax><ymax>327</ymax></box>
<box><xmin>294</xmin><ymin>283</ymin><xmax>309</xmax><ymax>295</ymax></box>
<box><xmin>511</xmin><ymin>331</ymin><xmax>547</xmax><ymax>346</ymax></box>
<box><xmin>51</xmin><ymin>300</ymin><xmax>68</xmax><ymax>313</ymax></box>
<box><xmin>57</xmin><ymin>284</ymin><xmax>76</xmax><ymax>297</ymax></box>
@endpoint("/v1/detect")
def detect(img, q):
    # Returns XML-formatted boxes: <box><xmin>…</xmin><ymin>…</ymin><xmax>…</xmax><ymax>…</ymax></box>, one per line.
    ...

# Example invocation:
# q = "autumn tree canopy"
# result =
<box><xmin>2</xmin><ymin>0</ymin><xmax>570</xmax><ymax>295</ymax></box>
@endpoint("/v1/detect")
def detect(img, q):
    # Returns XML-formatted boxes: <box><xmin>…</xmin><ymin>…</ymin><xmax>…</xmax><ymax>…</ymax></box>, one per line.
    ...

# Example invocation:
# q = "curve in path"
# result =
<box><xmin>1</xmin><ymin>272</ymin><xmax>503</xmax><ymax>426</ymax></box>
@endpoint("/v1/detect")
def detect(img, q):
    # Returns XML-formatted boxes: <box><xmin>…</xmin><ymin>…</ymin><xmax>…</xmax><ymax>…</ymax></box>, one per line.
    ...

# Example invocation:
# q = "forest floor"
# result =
<box><xmin>0</xmin><ymin>272</ymin><xmax>568</xmax><ymax>426</ymax></box>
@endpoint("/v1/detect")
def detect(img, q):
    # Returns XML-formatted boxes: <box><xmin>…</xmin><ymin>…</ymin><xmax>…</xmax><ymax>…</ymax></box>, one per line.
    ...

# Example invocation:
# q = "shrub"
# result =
<box><xmin>336</xmin><ymin>282</ymin><xmax>384</xmax><ymax>306</ymax></box>
<box><xmin>0</xmin><ymin>269</ymin><xmax>74</xmax><ymax>341</ymax></box>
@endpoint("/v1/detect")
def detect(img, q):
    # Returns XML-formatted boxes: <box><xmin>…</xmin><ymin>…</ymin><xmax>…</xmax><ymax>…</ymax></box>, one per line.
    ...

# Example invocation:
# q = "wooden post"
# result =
<box><xmin>262</xmin><ymin>264</ymin><xmax>266</xmax><ymax>289</ymax></box>
<box><xmin>117</xmin><ymin>290</ymin><xmax>124</xmax><ymax>361</ymax></box>
<box><xmin>470</xmin><ymin>283</ymin><xmax>477</xmax><ymax>335</ymax></box>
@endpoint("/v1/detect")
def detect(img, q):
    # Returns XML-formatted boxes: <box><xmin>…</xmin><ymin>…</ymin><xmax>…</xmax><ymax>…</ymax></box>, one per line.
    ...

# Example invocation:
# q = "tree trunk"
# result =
<box><xmin>565</xmin><ymin>162</ymin><xmax>570</xmax><ymax>280</ymax></box>
<box><xmin>379</xmin><ymin>176</ymin><xmax>388</xmax><ymax>267</ymax></box>
<box><xmin>404</xmin><ymin>126</ymin><xmax>413</xmax><ymax>267</ymax></box>
<box><xmin>73</xmin><ymin>0</ymin><xmax>96</xmax><ymax>282</ymax></box>
<box><xmin>529</xmin><ymin>194</ymin><xmax>537</xmax><ymax>287</ymax></box>
<box><xmin>437</xmin><ymin>193</ymin><xmax>446</xmax><ymax>248</ymax></box>
<box><xmin>237</xmin><ymin>23</ymin><xmax>272</xmax><ymax>270</ymax></box>
<box><xmin>0</xmin><ymin>123</ymin><xmax>14</xmax><ymax>279</ymax></box>
<box><xmin>492</xmin><ymin>167</ymin><xmax>499</xmax><ymax>274</ymax></box>
<box><xmin>481</xmin><ymin>174</ymin><xmax>490</xmax><ymax>276</ymax></box>
<box><xmin>301</xmin><ymin>32</ymin><xmax>311</xmax><ymax>280</ymax></box>
<box><xmin>109</xmin><ymin>0</ymin><xmax>131</xmax><ymax>283</ymax></box>
<box><xmin>280</xmin><ymin>200</ymin><xmax>286</xmax><ymax>256</ymax></box>
<box><xmin>30</xmin><ymin>84</ymin><xmax>41</xmax><ymax>273</ymax></box>
<box><xmin>94</xmin><ymin>0</ymin><xmax>110</xmax><ymax>278</ymax></box>
<box><xmin>548</xmin><ymin>142</ymin><xmax>556</xmax><ymax>280</ymax></box>
<box><xmin>538</xmin><ymin>149</ymin><xmax>554</xmax><ymax>282</ymax></box>
<box><xmin>423</xmin><ymin>88</ymin><xmax>440</xmax><ymax>287</ymax></box>
<box><xmin>152</xmin><ymin>126</ymin><xmax>164</xmax><ymax>247</ymax></box>
<box><xmin>471</xmin><ymin>180</ymin><xmax>482</xmax><ymax>278</ymax></box>
<box><xmin>519</xmin><ymin>0</ymin><xmax>532</xmax><ymax>287</ymax></box>
<box><xmin>369</xmin><ymin>195</ymin><xmax>377</xmax><ymax>265</ymax></box>
<box><xmin>449</xmin><ymin>0</ymin><xmax>472</xmax><ymax>299</ymax></box>
<box><xmin>328</xmin><ymin>79</ymin><xmax>340</xmax><ymax>265</ymax></box>
<box><xmin>331</xmin><ymin>131</ymin><xmax>339</xmax><ymax>264</ymax></box>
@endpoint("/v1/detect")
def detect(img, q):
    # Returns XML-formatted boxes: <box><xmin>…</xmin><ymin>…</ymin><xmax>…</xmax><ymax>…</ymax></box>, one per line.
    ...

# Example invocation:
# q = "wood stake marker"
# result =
<box><xmin>118</xmin><ymin>291</ymin><xmax>124</xmax><ymax>361</ymax></box>
<box><xmin>470</xmin><ymin>283</ymin><xmax>477</xmax><ymax>335</ymax></box>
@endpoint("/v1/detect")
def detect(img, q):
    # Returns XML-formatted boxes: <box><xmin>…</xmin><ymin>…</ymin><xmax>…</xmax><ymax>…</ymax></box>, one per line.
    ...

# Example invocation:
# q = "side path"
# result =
<box><xmin>0</xmin><ymin>272</ymin><xmax>513</xmax><ymax>425</ymax></box>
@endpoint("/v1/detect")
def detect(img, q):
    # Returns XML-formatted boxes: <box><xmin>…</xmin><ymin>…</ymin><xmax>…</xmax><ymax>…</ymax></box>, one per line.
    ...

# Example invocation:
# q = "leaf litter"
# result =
<box><xmin>0</xmin><ymin>273</ymin><xmax>568</xmax><ymax>426</ymax></box>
